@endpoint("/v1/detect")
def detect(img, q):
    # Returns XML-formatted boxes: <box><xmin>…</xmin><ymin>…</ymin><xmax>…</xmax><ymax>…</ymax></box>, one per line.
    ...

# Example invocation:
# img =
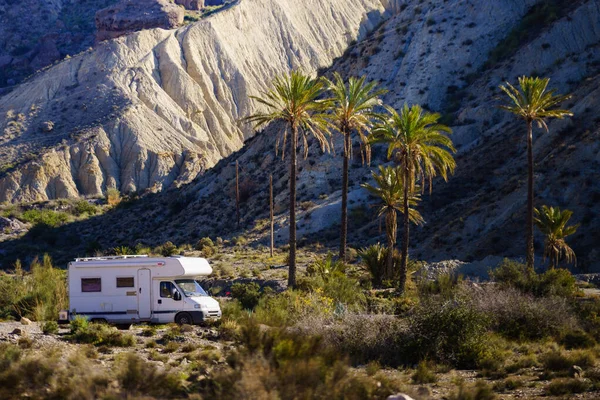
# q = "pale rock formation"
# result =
<box><xmin>95</xmin><ymin>0</ymin><xmax>185</xmax><ymax>41</ymax></box>
<box><xmin>0</xmin><ymin>0</ymin><xmax>392</xmax><ymax>203</ymax></box>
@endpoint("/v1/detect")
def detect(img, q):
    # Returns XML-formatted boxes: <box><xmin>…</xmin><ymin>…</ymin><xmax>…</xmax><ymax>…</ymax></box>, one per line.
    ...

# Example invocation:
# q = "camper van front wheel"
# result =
<box><xmin>175</xmin><ymin>312</ymin><xmax>193</xmax><ymax>325</ymax></box>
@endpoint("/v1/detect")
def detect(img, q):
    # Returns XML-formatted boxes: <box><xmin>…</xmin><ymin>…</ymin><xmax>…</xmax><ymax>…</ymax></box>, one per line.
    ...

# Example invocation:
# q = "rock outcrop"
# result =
<box><xmin>0</xmin><ymin>0</ymin><xmax>390</xmax><ymax>203</ymax></box>
<box><xmin>175</xmin><ymin>0</ymin><xmax>205</xmax><ymax>10</ymax></box>
<box><xmin>95</xmin><ymin>0</ymin><xmax>184</xmax><ymax>41</ymax></box>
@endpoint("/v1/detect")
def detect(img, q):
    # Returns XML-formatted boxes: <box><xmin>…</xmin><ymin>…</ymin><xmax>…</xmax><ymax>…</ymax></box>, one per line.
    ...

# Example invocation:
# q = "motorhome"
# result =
<box><xmin>61</xmin><ymin>255</ymin><xmax>221</xmax><ymax>326</ymax></box>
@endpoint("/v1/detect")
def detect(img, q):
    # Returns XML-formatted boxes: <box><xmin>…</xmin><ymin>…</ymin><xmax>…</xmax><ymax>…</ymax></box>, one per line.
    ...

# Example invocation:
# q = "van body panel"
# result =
<box><xmin>138</xmin><ymin>269</ymin><xmax>152</xmax><ymax>319</ymax></box>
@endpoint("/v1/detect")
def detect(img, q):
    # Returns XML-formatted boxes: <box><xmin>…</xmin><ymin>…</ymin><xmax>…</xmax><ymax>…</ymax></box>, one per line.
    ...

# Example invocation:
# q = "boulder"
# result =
<box><xmin>40</xmin><ymin>121</ymin><xmax>54</xmax><ymax>133</ymax></box>
<box><xmin>387</xmin><ymin>394</ymin><xmax>415</xmax><ymax>400</ymax></box>
<box><xmin>0</xmin><ymin>217</ymin><xmax>26</xmax><ymax>233</ymax></box>
<box><xmin>95</xmin><ymin>0</ymin><xmax>184</xmax><ymax>41</ymax></box>
<box><xmin>20</xmin><ymin>317</ymin><xmax>32</xmax><ymax>325</ymax></box>
<box><xmin>175</xmin><ymin>0</ymin><xmax>205</xmax><ymax>10</ymax></box>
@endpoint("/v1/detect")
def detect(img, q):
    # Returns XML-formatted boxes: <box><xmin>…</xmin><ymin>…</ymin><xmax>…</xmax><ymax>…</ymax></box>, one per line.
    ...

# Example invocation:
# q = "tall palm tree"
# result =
<box><xmin>362</xmin><ymin>166</ymin><xmax>424</xmax><ymax>281</ymax></box>
<box><xmin>371</xmin><ymin>104</ymin><xmax>455</xmax><ymax>293</ymax></box>
<box><xmin>534</xmin><ymin>205</ymin><xmax>579</xmax><ymax>268</ymax></box>
<box><xmin>245</xmin><ymin>71</ymin><xmax>330</xmax><ymax>288</ymax></box>
<box><xmin>324</xmin><ymin>72</ymin><xmax>386</xmax><ymax>261</ymax></box>
<box><xmin>499</xmin><ymin>76</ymin><xmax>572</xmax><ymax>270</ymax></box>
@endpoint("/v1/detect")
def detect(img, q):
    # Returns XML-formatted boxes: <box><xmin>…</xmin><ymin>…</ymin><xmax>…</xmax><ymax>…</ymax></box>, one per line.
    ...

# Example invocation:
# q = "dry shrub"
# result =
<box><xmin>471</xmin><ymin>286</ymin><xmax>577</xmax><ymax>340</ymax></box>
<box><xmin>203</xmin><ymin>324</ymin><xmax>402</xmax><ymax>400</ymax></box>
<box><xmin>547</xmin><ymin>378</ymin><xmax>591</xmax><ymax>395</ymax></box>
<box><xmin>0</xmin><ymin>344</ymin><xmax>111</xmax><ymax>399</ymax></box>
<box><xmin>0</xmin><ymin>255</ymin><xmax>67</xmax><ymax>321</ymax></box>
<box><xmin>310</xmin><ymin>313</ymin><xmax>407</xmax><ymax>366</ymax></box>
<box><xmin>116</xmin><ymin>352</ymin><xmax>184</xmax><ymax>397</ymax></box>
<box><xmin>541</xmin><ymin>349</ymin><xmax>596</xmax><ymax>374</ymax></box>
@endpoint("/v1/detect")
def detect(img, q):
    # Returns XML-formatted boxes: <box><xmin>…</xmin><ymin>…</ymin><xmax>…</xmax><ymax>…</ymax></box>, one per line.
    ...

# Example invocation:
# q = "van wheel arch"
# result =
<box><xmin>175</xmin><ymin>312</ymin><xmax>193</xmax><ymax>325</ymax></box>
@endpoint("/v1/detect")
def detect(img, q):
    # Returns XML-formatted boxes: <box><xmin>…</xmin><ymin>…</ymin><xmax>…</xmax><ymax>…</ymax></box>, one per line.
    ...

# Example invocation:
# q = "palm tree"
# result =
<box><xmin>362</xmin><ymin>166</ymin><xmax>424</xmax><ymax>281</ymax></box>
<box><xmin>499</xmin><ymin>76</ymin><xmax>572</xmax><ymax>270</ymax></box>
<box><xmin>324</xmin><ymin>72</ymin><xmax>386</xmax><ymax>261</ymax></box>
<box><xmin>534</xmin><ymin>205</ymin><xmax>579</xmax><ymax>268</ymax></box>
<box><xmin>245</xmin><ymin>71</ymin><xmax>330</xmax><ymax>288</ymax></box>
<box><xmin>371</xmin><ymin>105</ymin><xmax>455</xmax><ymax>293</ymax></box>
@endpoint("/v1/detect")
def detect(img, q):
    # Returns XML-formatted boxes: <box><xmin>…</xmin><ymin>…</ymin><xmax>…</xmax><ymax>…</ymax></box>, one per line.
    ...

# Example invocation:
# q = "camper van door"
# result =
<box><xmin>138</xmin><ymin>269</ymin><xmax>151</xmax><ymax>319</ymax></box>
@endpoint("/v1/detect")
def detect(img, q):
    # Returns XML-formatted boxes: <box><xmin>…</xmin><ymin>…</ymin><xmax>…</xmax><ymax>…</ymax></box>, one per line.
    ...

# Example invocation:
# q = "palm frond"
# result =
<box><xmin>244</xmin><ymin>70</ymin><xmax>332</xmax><ymax>159</ymax></box>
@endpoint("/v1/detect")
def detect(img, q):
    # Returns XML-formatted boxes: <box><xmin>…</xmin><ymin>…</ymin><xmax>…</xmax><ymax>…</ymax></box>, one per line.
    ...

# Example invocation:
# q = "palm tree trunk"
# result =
<box><xmin>270</xmin><ymin>174</ymin><xmax>274</xmax><ymax>258</ymax></box>
<box><xmin>526</xmin><ymin>120</ymin><xmax>535</xmax><ymax>270</ymax></box>
<box><xmin>399</xmin><ymin>167</ymin><xmax>410</xmax><ymax>294</ymax></box>
<box><xmin>340</xmin><ymin>131</ymin><xmax>351</xmax><ymax>261</ymax></box>
<box><xmin>236</xmin><ymin>160</ymin><xmax>240</xmax><ymax>228</ymax></box>
<box><xmin>386</xmin><ymin>209</ymin><xmax>395</xmax><ymax>281</ymax></box>
<box><xmin>288</xmin><ymin>123</ymin><xmax>298</xmax><ymax>288</ymax></box>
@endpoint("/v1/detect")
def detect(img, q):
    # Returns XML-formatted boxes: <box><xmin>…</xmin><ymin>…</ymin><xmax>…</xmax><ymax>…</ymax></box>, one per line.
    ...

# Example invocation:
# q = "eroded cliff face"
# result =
<box><xmin>0</xmin><ymin>0</ymin><xmax>391</xmax><ymax>202</ymax></box>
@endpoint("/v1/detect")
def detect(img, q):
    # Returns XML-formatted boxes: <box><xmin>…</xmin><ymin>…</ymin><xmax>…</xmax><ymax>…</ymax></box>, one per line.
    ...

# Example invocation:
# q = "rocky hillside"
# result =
<box><xmin>0</xmin><ymin>0</ymin><xmax>120</xmax><ymax>89</ymax></box>
<box><xmin>0</xmin><ymin>0</ymin><xmax>391</xmax><ymax>203</ymax></box>
<box><xmin>1</xmin><ymin>0</ymin><xmax>600</xmax><ymax>272</ymax></box>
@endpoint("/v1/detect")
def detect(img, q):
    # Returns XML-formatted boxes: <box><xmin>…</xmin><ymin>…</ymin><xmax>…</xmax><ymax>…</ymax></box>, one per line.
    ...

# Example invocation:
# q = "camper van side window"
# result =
<box><xmin>116</xmin><ymin>277</ymin><xmax>134</xmax><ymax>288</ymax></box>
<box><xmin>160</xmin><ymin>282</ymin><xmax>176</xmax><ymax>298</ymax></box>
<box><xmin>81</xmin><ymin>278</ymin><xmax>101</xmax><ymax>292</ymax></box>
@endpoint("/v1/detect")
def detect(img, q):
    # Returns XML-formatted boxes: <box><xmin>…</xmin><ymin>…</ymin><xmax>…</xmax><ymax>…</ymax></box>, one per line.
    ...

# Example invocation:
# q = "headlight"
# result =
<box><xmin>194</xmin><ymin>304</ymin><xmax>201</xmax><ymax>309</ymax></box>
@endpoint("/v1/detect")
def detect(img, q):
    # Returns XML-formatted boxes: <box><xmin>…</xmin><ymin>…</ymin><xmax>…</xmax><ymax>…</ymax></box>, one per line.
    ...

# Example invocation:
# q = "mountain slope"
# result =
<box><xmin>0</xmin><ymin>0</ymin><xmax>391</xmax><ymax>203</ymax></box>
<box><xmin>1</xmin><ymin>0</ymin><xmax>600</xmax><ymax>272</ymax></box>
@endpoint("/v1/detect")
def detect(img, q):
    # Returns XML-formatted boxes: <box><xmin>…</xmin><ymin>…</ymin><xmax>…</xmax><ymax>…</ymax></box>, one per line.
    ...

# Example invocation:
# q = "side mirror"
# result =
<box><xmin>173</xmin><ymin>291</ymin><xmax>182</xmax><ymax>301</ymax></box>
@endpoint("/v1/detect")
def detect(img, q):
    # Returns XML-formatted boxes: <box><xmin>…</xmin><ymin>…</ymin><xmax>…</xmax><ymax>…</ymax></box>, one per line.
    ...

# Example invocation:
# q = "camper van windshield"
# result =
<box><xmin>174</xmin><ymin>280</ymin><xmax>208</xmax><ymax>297</ymax></box>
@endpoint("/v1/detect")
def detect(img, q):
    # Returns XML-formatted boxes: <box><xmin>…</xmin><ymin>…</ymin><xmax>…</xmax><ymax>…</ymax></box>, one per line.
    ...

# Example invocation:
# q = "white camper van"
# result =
<box><xmin>62</xmin><ymin>255</ymin><xmax>221</xmax><ymax>325</ymax></box>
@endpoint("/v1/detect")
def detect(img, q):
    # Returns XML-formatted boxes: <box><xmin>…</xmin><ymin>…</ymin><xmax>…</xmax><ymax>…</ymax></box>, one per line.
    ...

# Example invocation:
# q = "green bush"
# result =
<box><xmin>406</xmin><ymin>298</ymin><xmax>491</xmax><ymax>368</ymax></box>
<box><xmin>560</xmin><ymin>329</ymin><xmax>597</xmax><ymax>349</ymax></box>
<box><xmin>196</xmin><ymin>237</ymin><xmax>218</xmax><ymax>257</ymax></box>
<box><xmin>230</xmin><ymin>282</ymin><xmax>262</xmax><ymax>310</ymax></box>
<box><xmin>73</xmin><ymin>200</ymin><xmax>99</xmax><ymax>216</ymax></box>
<box><xmin>70</xmin><ymin>319</ymin><xmax>135</xmax><ymax>347</ymax></box>
<box><xmin>253</xmin><ymin>290</ymin><xmax>334</xmax><ymax>327</ymax></box>
<box><xmin>491</xmin><ymin>259</ymin><xmax>577</xmax><ymax>297</ymax></box>
<box><xmin>156</xmin><ymin>241</ymin><xmax>178</xmax><ymax>257</ymax></box>
<box><xmin>20</xmin><ymin>209</ymin><xmax>70</xmax><ymax>227</ymax></box>
<box><xmin>300</xmin><ymin>272</ymin><xmax>366</xmax><ymax>311</ymax></box>
<box><xmin>42</xmin><ymin>321</ymin><xmax>59</xmax><ymax>335</ymax></box>
<box><xmin>358</xmin><ymin>243</ymin><xmax>389</xmax><ymax>286</ymax></box>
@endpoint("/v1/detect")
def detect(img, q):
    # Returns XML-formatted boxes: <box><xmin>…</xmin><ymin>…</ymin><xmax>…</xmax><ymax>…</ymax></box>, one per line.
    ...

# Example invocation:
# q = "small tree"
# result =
<box><xmin>534</xmin><ymin>205</ymin><xmax>579</xmax><ymax>268</ymax></box>
<box><xmin>371</xmin><ymin>105</ymin><xmax>455</xmax><ymax>293</ymax></box>
<box><xmin>499</xmin><ymin>77</ymin><xmax>572</xmax><ymax>269</ymax></box>
<box><xmin>362</xmin><ymin>166</ymin><xmax>423</xmax><ymax>280</ymax></box>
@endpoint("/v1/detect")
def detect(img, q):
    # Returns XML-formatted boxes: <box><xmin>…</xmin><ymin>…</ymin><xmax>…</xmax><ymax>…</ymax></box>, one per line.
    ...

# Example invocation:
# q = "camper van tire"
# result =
<box><xmin>116</xmin><ymin>324</ymin><xmax>132</xmax><ymax>330</ymax></box>
<box><xmin>175</xmin><ymin>312</ymin><xmax>193</xmax><ymax>325</ymax></box>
